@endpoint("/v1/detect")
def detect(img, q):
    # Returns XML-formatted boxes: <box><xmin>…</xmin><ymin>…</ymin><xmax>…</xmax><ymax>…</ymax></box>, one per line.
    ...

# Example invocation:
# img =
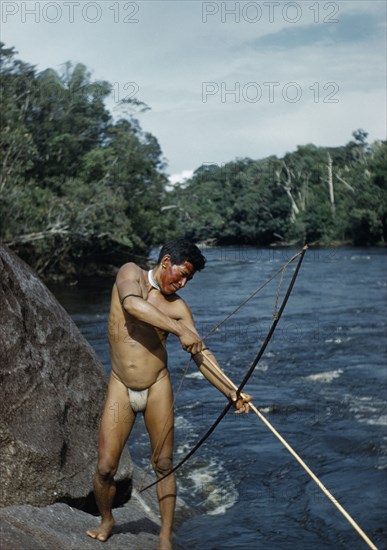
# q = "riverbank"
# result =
<box><xmin>37</xmin><ymin>240</ymin><xmax>385</xmax><ymax>285</ymax></box>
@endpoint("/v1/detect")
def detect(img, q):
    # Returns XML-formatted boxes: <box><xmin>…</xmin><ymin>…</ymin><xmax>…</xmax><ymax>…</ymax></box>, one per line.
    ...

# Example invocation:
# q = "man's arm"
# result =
<box><xmin>176</xmin><ymin>302</ymin><xmax>252</xmax><ymax>413</ymax></box>
<box><xmin>116</xmin><ymin>263</ymin><xmax>203</xmax><ymax>353</ymax></box>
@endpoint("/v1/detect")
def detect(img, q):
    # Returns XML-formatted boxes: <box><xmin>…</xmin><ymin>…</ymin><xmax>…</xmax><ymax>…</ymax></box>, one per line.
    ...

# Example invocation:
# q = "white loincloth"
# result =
<box><xmin>128</xmin><ymin>388</ymin><xmax>149</xmax><ymax>413</ymax></box>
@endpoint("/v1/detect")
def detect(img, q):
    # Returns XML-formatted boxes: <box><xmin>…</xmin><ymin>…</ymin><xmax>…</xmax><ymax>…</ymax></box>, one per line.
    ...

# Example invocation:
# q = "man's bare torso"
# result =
<box><xmin>108</xmin><ymin>266</ymin><xmax>182</xmax><ymax>390</ymax></box>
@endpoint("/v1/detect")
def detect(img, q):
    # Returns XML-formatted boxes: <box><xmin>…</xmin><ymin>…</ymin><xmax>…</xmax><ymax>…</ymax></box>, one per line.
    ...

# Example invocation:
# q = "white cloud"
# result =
<box><xmin>168</xmin><ymin>170</ymin><xmax>194</xmax><ymax>187</ymax></box>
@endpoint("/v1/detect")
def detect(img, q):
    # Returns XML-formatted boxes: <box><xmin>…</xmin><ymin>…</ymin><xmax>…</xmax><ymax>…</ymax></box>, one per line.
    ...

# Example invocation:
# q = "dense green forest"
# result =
<box><xmin>1</xmin><ymin>44</ymin><xmax>386</xmax><ymax>280</ymax></box>
<box><xmin>163</xmin><ymin>135</ymin><xmax>387</xmax><ymax>248</ymax></box>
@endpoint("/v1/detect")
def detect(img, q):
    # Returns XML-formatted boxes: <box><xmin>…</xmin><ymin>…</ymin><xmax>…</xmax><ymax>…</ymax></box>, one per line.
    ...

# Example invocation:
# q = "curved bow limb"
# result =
<box><xmin>234</xmin><ymin>244</ymin><xmax>307</xmax><ymax>398</ymax></box>
<box><xmin>140</xmin><ymin>246</ymin><xmax>307</xmax><ymax>493</ymax></box>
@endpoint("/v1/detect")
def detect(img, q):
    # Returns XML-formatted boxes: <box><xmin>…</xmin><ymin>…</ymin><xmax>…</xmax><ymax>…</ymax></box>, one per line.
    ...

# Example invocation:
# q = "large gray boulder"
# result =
<box><xmin>0</xmin><ymin>245</ymin><xmax>132</xmax><ymax>508</ymax></box>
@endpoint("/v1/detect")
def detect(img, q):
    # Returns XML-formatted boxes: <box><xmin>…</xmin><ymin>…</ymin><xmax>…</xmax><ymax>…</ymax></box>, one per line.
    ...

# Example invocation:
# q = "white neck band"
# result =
<box><xmin>148</xmin><ymin>269</ymin><xmax>161</xmax><ymax>291</ymax></box>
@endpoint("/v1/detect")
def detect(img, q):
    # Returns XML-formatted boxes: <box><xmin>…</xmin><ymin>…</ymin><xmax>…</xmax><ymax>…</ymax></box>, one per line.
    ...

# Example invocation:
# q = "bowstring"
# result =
<box><xmin>203</xmin><ymin>249</ymin><xmax>302</xmax><ymax>340</ymax></box>
<box><xmin>139</xmin><ymin>249</ymin><xmax>303</xmax><ymax>490</ymax></box>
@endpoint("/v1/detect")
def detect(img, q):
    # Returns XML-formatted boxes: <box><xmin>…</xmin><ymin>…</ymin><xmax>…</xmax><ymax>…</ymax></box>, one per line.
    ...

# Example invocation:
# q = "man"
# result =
<box><xmin>87</xmin><ymin>240</ymin><xmax>251</xmax><ymax>549</ymax></box>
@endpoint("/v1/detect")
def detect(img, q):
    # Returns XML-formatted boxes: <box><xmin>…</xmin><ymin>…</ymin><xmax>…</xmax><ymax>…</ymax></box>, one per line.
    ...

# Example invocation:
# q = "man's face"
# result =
<box><xmin>159</xmin><ymin>257</ymin><xmax>195</xmax><ymax>295</ymax></box>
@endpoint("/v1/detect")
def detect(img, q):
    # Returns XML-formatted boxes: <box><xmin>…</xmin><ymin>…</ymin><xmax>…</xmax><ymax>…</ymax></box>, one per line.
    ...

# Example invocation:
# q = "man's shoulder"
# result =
<box><xmin>117</xmin><ymin>262</ymin><xmax>143</xmax><ymax>278</ymax></box>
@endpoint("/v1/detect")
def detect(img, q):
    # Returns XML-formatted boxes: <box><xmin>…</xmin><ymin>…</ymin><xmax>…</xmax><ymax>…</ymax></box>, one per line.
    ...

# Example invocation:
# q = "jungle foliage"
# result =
<box><xmin>1</xmin><ymin>44</ymin><xmax>385</xmax><ymax>279</ymax></box>
<box><xmin>162</xmin><ymin>135</ymin><xmax>386</xmax><ymax>249</ymax></box>
<box><xmin>0</xmin><ymin>44</ymin><xmax>167</xmax><ymax>278</ymax></box>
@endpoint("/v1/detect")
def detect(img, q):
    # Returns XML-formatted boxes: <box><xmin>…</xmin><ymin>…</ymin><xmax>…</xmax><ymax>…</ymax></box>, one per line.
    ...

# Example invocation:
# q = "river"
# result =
<box><xmin>50</xmin><ymin>246</ymin><xmax>386</xmax><ymax>549</ymax></box>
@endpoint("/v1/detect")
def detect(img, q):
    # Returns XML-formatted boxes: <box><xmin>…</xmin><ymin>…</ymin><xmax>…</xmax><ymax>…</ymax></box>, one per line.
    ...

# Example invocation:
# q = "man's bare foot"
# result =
<box><xmin>158</xmin><ymin>532</ymin><xmax>173</xmax><ymax>550</ymax></box>
<box><xmin>86</xmin><ymin>518</ymin><xmax>115</xmax><ymax>542</ymax></box>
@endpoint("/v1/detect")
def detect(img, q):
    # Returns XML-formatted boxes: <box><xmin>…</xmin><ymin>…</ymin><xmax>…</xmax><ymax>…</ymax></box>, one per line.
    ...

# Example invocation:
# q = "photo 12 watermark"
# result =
<box><xmin>33</xmin><ymin>79</ymin><xmax>140</xmax><ymax>104</ymax></box>
<box><xmin>202</xmin><ymin>81</ymin><xmax>340</xmax><ymax>104</ymax></box>
<box><xmin>1</xmin><ymin>1</ymin><xmax>140</xmax><ymax>24</ymax></box>
<box><xmin>197</xmin><ymin>319</ymin><xmax>340</xmax><ymax>345</ymax></box>
<box><xmin>201</xmin><ymin>1</ymin><xmax>340</xmax><ymax>24</ymax></box>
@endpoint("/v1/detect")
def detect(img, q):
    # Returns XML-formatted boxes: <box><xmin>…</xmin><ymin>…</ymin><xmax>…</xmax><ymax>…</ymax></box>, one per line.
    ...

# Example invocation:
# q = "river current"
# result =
<box><xmin>50</xmin><ymin>247</ymin><xmax>386</xmax><ymax>549</ymax></box>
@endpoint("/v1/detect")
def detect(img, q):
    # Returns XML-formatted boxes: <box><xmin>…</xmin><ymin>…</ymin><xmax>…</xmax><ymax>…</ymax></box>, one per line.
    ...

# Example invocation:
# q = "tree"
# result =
<box><xmin>0</xmin><ymin>44</ymin><xmax>37</xmax><ymax>195</ymax></box>
<box><xmin>0</xmin><ymin>44</ymin><xmax>170</xmax><ymax>278</ymax></box>
<box><xmin>161</xmin><ymin>134</ymin><xmax>385</xmax><ymax>247</ymax></box>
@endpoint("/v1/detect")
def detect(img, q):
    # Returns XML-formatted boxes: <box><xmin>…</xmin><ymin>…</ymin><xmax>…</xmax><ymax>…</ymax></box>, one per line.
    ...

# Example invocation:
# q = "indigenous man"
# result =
<box><xmin>87</xmin><ymin>240</ymin><xmax>251</xmax><ymax>549</ymax></box>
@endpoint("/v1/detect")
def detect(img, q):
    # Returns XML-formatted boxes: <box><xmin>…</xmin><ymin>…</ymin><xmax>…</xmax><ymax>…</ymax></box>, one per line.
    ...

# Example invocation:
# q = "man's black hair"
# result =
<box><xmin>157</xmin><ymin>239</ymin><xmax>206</xmax><ymax>271</ymax></box>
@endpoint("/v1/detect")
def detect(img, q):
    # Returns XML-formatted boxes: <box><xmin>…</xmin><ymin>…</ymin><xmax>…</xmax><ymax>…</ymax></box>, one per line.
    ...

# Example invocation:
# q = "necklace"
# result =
<box><xmin>148</xmin><ymin>269</ymin><xmax>161</xmax><ymax>291</ymax></box>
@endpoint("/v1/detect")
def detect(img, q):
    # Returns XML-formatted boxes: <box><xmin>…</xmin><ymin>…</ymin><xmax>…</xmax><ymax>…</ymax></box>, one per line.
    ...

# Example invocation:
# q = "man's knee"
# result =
<box><xmin>154</xmin><ymin>456</ymin><xmax>173</xmax><ymax>477</ymax></box>
<box><xmin>96</xmin><ymin>456</ymin><xmax>118</xmax><ymax>481</ymax></box>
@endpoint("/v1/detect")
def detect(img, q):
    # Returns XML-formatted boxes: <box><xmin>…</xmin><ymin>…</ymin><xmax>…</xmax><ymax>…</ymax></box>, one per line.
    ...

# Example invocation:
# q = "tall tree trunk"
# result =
<box><xmin>327</xmin><ymin>153</ymin><xmax>335</xmax><ymax>216</ymax></box>
<box><xmin>276</xmin><ymin>162</ymin><xmax>300</xmax><ymax>223</ymax></box>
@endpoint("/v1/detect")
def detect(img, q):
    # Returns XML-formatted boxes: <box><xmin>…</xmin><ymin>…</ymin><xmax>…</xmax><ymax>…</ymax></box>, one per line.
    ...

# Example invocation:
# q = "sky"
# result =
<box><xmin>2</xmin><ymin>0</ymin><xmax>386</xmax><ymax>182</ymax></box>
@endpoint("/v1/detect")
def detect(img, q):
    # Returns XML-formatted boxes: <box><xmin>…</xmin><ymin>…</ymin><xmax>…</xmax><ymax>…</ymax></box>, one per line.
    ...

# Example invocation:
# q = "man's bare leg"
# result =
<box><xmin>87</xmin><ymin>374</ymin><xmax>135</xmax><ymax>542</ymax></box>
<box><xmin>144</xmin><ymin>371</ymin><xmax>175</xmax><ymax>550</ymax></box>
